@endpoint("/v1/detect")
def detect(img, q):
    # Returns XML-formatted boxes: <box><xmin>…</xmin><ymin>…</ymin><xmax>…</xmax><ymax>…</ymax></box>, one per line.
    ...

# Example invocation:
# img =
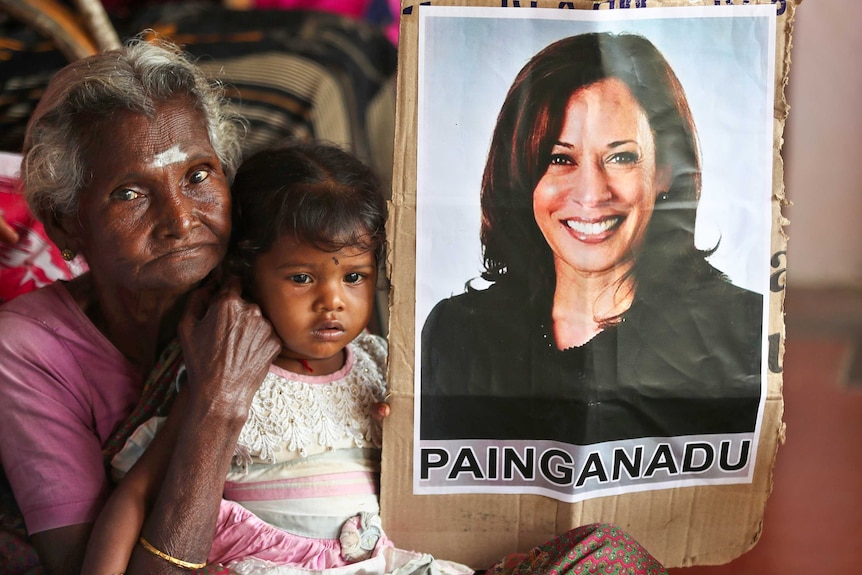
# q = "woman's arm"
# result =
<box><xmin>124</xmin><ymin>278</ymin><xmax>280</xmax><ymax>575</ymax></box>
<box><xmin>2</xmin><ymin>278</ymin><xmax>276</xmax><ymax>575</ymax></box>
<box><xmin>0</xmin><ymin>289</ymin><xmax>127</xmax><ymax>575</ymax></box>
<box><xmin>81</xmin><ymin>389</ymin><xmax>190</xmax><ymax>575</ymax></box>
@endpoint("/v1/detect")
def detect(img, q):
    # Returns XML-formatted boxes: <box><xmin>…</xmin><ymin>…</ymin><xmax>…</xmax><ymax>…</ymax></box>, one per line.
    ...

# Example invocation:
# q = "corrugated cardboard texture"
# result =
<box><xmin>382</xmin><ymin>0</ymin><xmax>797</xmax><ymax>567</ymax></box>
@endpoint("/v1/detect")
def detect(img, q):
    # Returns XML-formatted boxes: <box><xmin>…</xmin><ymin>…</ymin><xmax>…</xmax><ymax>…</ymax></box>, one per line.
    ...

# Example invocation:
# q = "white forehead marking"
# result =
<box><xmin>151</xmin><ymin>145</ymin><xmax>189</xmax><ymax>168</ymax></box>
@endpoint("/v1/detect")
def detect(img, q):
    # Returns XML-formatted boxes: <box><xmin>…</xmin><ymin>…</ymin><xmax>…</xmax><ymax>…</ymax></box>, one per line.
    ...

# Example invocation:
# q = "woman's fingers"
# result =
<box><xmin>179</xmin><ymin>275</ymin><xmax>280</xmax><ymax>413</ymax></box>
<box><xmin>0</xmin><ymin>214</ymin><xmax>19</xmax><ymax>244</ymax></box>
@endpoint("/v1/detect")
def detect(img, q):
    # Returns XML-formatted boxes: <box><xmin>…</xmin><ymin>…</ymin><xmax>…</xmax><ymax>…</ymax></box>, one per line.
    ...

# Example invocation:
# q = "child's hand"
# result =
<box><xmin>372</xmin><ymin>402</ymin><xmax>390</xmax><ymax>421</ymax></box>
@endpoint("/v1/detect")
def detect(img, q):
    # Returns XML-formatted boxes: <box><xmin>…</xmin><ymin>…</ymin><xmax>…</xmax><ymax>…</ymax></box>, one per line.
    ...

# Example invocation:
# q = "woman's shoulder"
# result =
<box><xmin>632</xmin><ymin>271</ymin><xmax>764</xmax><ymax>350</ymax></box>
<box><xmin>421</xmin><ymin>282</ymin><xmax>537</xmax><ymax>372</ymax></box>
<box><xmin>684</xmin><ymin>274</ymin><xmax>764</xmax><ymax>317</ymax></box>
<box><xmin>424</xmin><ymin>282</ymin><xmax>523</xmax><ymax>327</ymax></box>
<box><xmin>0</xmin><ymin>281</ymin><xmax>90</xmax><ymax>344</ymax></box>
<box><xmin>0</xmin><ymin>278</ymin><xmax>129</xmax><ymax>391</ymax></box>
<box><xmin>646</xmin><ymin>264</ymin><xmax>762</xmax><ymax>312</ymax></box>
<box><xmin>1</xmin><ymin>279</ymin><xmax>71</xmax><ymax>317</ymax></box>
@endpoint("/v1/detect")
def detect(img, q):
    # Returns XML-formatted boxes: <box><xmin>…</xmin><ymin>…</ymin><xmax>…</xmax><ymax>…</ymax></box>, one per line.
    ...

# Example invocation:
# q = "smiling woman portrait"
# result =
<box><xmin>420</xmin><ymin>32</ymin><xmax>764</xmax><ymax>445</ymax></box>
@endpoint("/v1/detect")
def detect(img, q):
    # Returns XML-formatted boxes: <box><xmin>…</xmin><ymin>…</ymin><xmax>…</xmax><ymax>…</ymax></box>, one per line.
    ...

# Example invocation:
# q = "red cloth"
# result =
<box><xmin>0</xmin><ymin>153</ymin><xmax>83</xmax><ymax>304</ymax></box>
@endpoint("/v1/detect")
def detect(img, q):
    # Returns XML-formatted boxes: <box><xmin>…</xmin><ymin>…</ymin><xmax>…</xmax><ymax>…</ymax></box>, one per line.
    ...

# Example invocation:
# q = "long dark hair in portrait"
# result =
<box><xmin>480</xmin><ymin>32</ymin><xmax>726</xmax><ymax>316</ymax></box>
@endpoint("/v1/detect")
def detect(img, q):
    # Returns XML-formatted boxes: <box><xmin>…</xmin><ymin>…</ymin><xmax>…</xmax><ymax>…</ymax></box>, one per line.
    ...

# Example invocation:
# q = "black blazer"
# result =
<box><xmin>420</xmin><ymin>274</ymin><xmax>763</xmax><ymax>445</ymax></box>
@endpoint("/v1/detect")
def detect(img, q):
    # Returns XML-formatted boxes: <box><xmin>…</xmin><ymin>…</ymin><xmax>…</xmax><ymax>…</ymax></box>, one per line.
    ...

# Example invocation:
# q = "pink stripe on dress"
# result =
<box><xmin>224</xmin><ymin>471</ymin><xmax>378</xmax><ymax>501</ymax></box>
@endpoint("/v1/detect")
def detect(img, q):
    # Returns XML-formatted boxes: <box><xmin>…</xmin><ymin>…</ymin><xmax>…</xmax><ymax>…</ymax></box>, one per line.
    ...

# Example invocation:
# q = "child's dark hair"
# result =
<box><xmin>229</xmin><ymin>143</ymin><xmax>388</xmax><ymax>278</ymax></box>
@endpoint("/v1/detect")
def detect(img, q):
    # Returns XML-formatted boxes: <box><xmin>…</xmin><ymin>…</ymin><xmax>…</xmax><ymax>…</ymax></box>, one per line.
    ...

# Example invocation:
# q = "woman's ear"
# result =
<box><xmin>655</xmin><ymin>165</ymin><xmax>672</xmax><ymax>197</ymax></box>
<box><xmin>41</xmin><ymin>209</ymin><xmax>84</xmax><ymax>257</ymax></box>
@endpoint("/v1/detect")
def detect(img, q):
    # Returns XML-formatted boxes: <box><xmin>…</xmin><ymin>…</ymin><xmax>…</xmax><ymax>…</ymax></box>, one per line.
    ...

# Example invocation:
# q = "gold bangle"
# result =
<box><xmin>138</xmin><ymin>536</ymin><xmax>206</xmax><ymax>570</ymax></box>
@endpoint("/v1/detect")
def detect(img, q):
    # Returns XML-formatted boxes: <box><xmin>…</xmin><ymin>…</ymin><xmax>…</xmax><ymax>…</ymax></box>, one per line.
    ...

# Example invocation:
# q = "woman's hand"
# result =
<box><xmin>0</xmin><ymin>213</ymin><xmax>19</xmax><ymax>244</ymax></box>
<box><xmin>178</xmin><ymin>275</ymin><xmax>281</xmax><ymax>420</ymax></box>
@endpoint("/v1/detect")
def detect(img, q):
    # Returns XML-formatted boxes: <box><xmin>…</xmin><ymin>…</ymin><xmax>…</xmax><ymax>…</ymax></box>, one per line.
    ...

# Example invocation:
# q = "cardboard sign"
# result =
<box><xmin>383</xmin><ymin>0</ymin><xmax>796</xmax><ymax>568</ymax></box>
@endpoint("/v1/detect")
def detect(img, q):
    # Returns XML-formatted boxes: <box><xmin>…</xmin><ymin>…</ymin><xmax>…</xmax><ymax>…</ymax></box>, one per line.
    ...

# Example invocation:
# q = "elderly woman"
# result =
<box><xmin>421</xmin><ymin>32</ymin><xmax>764</xmax><ymax>445</ymax></box>
<box><xmin>0</xmin><ymin>39</ymin><xmax>280</xmax><ymax>575</ymax></box>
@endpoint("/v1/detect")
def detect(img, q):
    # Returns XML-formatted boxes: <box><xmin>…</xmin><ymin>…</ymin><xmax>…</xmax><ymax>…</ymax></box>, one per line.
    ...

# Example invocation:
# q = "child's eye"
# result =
<box><xmin>110</xmin><ymin>188</ymin><xmax>142</xmax><ymax>201</ymax></box>
<box><xmin>289</xmin><ymin>273</ymin><xmax>312</xmax><ymax>284</ymax></box>
<box><xmin>344</xmin><ymin>272</ymin><xmax>365</xmax><ymax>285</ymax></box>
<box><xmin>189</xmin><ymin>169</ymin><xmax>209</xmax><ymax>184</ymax></box>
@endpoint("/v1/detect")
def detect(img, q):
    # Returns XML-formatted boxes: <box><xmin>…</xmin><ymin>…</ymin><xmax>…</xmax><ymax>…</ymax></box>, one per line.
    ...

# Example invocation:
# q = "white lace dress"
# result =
<box><xmin>112</xmin><ymin>333</ymin><xmax>471</xmax><ymax>575</ymax></box>
<box><xmin>224</xmin><ymin>331</ymin><xmax>388</xmax><ymax>550</ymax></box>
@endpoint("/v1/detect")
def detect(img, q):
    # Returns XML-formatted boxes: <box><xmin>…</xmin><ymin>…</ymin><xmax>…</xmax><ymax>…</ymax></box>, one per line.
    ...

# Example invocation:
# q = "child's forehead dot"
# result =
<box><xmin>333</xmin><ymin>256</ymin><xmax>340</xmax><ymax>265</ymax></box>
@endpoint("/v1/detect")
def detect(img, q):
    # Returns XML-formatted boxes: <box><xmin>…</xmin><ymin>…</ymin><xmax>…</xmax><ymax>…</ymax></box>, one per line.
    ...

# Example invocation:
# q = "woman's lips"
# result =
<box><xmin>160</xmin><ymin>243</ymin><xmax>209</xmax><ymax>259</ymax></box>
<box><xmin>562</xmin><ymin>216</ymin><xmax>623</xmax><ymax>243</ymax></box>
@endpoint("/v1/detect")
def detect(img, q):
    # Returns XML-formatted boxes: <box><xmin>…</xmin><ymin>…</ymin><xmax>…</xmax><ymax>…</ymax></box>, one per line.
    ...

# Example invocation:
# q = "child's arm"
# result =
<box><xmin>81</xmin><ymin>388</ymin><xmax>190</xmax><ymax>575</ymax></box>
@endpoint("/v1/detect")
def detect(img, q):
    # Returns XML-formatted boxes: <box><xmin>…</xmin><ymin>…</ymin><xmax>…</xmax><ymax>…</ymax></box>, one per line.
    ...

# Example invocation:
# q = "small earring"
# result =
<box><xmin>61</xmin><ymin>249</ymin><xmax>75</xmax><ymax>261</ymax></box>
<box><xmin>658</xmin><ymin>192</ymin><xmax>669</xmax><ymax>202</ymax></box>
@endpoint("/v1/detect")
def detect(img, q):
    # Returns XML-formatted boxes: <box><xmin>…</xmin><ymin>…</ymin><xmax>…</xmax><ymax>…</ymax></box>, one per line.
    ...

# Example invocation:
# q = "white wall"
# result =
<box><xmin>784</xmin><ymin>0</ymin><xmax>862</xmax><ymax>287</ymax></box>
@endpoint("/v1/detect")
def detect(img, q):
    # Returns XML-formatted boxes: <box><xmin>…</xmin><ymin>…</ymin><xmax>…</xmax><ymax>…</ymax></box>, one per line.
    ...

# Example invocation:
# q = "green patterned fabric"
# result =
<box><xmin>487</xmin><ymin>523</ymin><xmax>667</xmax><ymax>575</ymax></box>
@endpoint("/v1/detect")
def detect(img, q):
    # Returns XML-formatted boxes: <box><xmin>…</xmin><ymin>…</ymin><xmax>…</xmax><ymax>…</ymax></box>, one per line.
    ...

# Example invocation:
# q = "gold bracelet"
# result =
<box><xmin>138</xmin><ymin>536</ymin><xmax>206</xmax><ymax>570</ymax></box>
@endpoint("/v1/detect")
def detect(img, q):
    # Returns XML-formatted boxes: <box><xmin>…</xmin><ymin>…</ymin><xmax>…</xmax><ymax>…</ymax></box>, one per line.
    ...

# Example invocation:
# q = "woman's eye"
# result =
<box><xmin>607</xmin><ymin>151</ymin><xmax>640</xmax><ymax>165</ymax></box>
<box><xmin>548</xmin><ymin>154</ymin><xmax>574</xmax><ymax>166</ymax></box>
<box><xmin>344</xmin><ymin>272</ymin><xmax>365</xmax><ymax>285</ymax></box>
<box><xmin>189</xmin><ymin>169</ymin><xmax>209</xmax><ymax>184</ymax></box>
<box><xmin>111</xmin><ymin>189</ymin><xmax>142</xmax><ymax>201</ymax></box>
<box><xmin>289</xmin><ymin>273</ymin><xmax>312</xmax><ymax>284</ymax></box>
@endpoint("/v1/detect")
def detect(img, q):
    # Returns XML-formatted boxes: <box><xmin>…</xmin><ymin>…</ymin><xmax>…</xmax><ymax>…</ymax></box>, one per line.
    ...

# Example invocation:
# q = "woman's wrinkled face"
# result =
<box><xmin>67</xmin><ymin>98</ymin><xmax>231</xmax><ymax>294</ymax></box>
<box><xmin>532</xmin><ymin>78</ymin><xmax>669</xmax><ymax>280</ymax></box>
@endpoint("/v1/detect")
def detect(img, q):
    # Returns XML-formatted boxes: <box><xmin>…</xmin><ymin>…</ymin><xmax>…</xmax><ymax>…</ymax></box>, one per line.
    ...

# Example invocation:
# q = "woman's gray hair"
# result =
<box><xmin>21</xmin><ymin>36</ymin><xmax>245</xmax><ymax>221</ymax></box>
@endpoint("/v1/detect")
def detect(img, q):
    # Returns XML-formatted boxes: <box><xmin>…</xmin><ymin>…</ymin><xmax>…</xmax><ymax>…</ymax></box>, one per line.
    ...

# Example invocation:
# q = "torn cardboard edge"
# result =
<box><xmin>382</xmin><ymin>0</ymin><xmax>799</xmax><ymax>568</ymax></box>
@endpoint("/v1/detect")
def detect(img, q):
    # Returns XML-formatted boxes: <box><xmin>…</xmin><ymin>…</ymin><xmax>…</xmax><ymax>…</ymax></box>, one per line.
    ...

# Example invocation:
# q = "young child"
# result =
<box><xmin>82</xmin><ymin>143</ymin><xmax>467</xmax><ymax>575</ymax></box>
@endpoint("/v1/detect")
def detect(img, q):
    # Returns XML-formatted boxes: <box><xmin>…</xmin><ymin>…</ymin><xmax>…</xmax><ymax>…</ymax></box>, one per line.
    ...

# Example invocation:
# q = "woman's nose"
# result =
<box><xmin>571</xmin><ymin>160</ymin><xmax>612</xmax><ymax>206</ymax></box>
<box><xmin>156</xmin><ymin>189</ymin><xmax>199</xmax><ymax>238</ymax></box>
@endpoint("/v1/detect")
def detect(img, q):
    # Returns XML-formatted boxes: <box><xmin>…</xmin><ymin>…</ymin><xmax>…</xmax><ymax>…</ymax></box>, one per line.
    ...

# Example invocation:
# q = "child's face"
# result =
<box><xmin>251</xmin><ymin>234</ymin><xmax>377</xmax><ymax>375</ymax></box>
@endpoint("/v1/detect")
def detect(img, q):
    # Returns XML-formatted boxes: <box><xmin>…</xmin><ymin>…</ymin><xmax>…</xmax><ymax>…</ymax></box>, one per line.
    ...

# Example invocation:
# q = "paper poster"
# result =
<box><xmin>412</xmin><ymin>5</ymin><xmax>775</xmax><ymax>502</ymax></box>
